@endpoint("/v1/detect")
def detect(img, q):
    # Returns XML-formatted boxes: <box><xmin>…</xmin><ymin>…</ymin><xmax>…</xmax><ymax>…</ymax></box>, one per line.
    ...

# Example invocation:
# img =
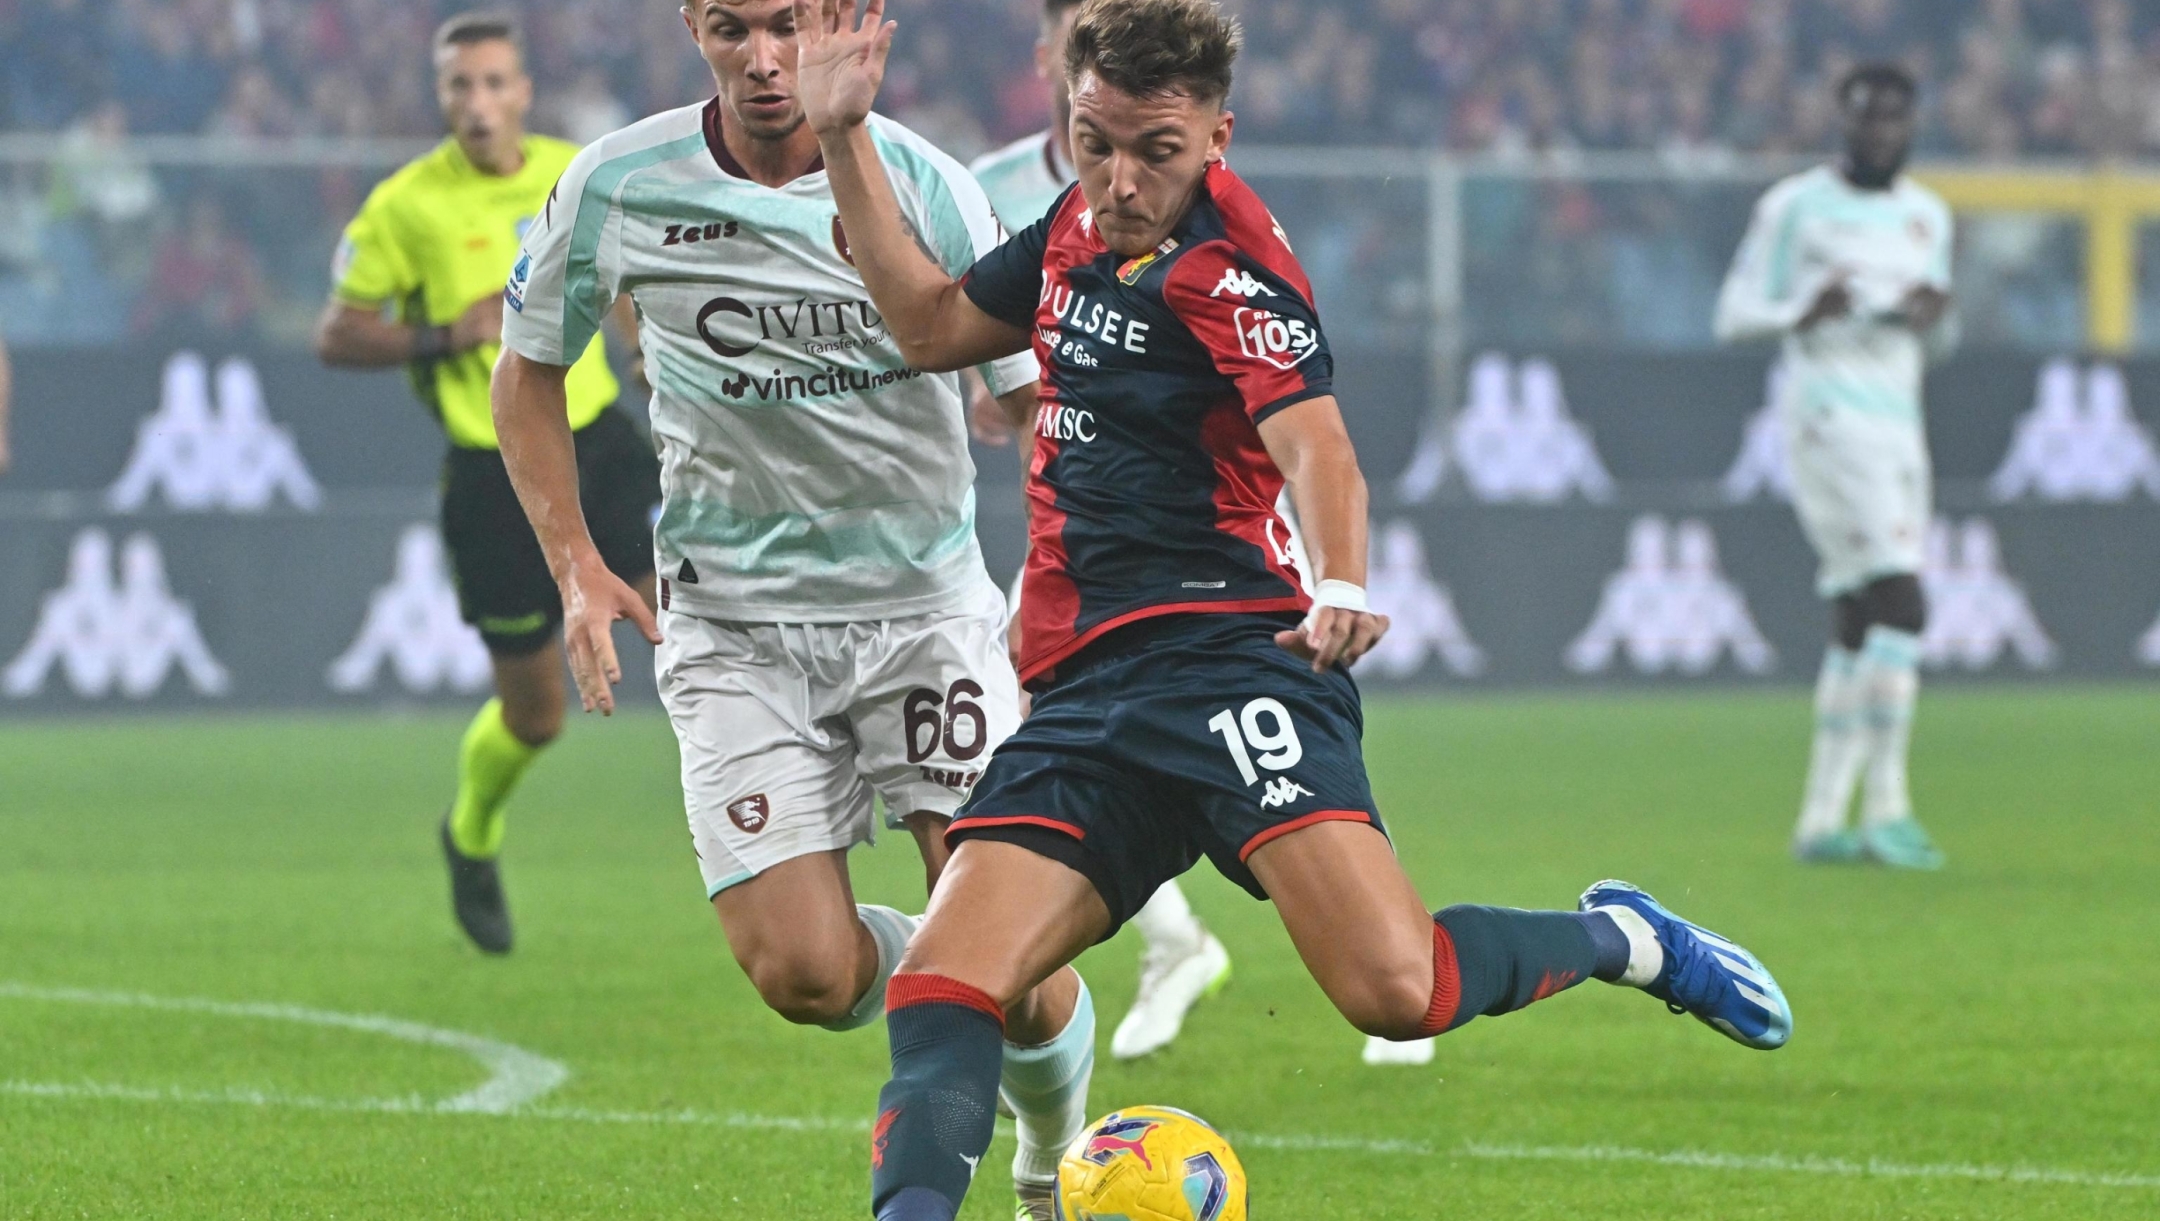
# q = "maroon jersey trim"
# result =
<box><xmin>703</xmin><ymin>98</ymin><xmax>822</xmax><ymax>179</ymax></box>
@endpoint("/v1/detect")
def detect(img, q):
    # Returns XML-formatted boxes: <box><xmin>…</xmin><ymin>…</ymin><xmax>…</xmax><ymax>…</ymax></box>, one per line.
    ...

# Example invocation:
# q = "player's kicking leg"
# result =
<box><xmin>866</xmin><ymin>828</ymin><xmax>1791</xmax><ymax>1221</ymax></box>
<box><xmin>1251</xmin><ymin>820</ymin><xmax>1791</xmax><ymax>1050</ymax></box>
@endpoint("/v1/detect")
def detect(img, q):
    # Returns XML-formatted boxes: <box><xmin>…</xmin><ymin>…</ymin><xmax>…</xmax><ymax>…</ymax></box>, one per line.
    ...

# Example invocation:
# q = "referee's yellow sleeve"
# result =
<box><xmin>331</xmin><ymin>195</ymin><xmax>415</xmax><ymax>308</ymax></box>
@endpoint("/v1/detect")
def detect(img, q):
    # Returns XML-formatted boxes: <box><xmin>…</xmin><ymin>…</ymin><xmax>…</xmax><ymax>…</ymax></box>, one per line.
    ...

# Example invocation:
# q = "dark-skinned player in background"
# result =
<box><xmin>1716</xmin><ymin>63</ymin><xmax>1957</xmax><ymax>871</ymax></box>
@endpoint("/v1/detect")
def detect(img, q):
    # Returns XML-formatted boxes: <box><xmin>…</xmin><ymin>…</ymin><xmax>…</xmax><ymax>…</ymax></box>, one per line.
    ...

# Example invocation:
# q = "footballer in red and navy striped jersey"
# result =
<box><xmin>962</xmin><ymin>162</ymin><xmax>1329</xmax><ymax>683</ymax></box>
<box><xmin>800</xmin><ymin>3</ymin><xmax>1795</xmax><ymax>1218</ymax></box>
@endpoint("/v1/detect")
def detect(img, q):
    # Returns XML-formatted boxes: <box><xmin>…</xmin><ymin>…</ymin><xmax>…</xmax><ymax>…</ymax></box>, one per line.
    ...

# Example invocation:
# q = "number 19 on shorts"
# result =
<box><xmin>1207</xmin><ymin>697</ymin><xmax>1304</xmax><ymax>786</ymax></box>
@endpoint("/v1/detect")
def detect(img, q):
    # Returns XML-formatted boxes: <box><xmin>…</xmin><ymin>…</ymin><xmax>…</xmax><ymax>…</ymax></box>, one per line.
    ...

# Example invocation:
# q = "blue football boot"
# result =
<box><xmin>1579</xmin><ymin>879</ymin><xmax>1793</xmax><ymax>1050</ymax></box>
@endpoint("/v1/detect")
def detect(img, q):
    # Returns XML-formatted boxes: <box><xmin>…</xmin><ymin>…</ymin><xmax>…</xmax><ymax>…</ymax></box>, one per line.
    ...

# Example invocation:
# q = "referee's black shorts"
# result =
<box><xmin>440</xmin><ymin>404</ymin><xmax>660</xmax><ymax>657</ymax></box>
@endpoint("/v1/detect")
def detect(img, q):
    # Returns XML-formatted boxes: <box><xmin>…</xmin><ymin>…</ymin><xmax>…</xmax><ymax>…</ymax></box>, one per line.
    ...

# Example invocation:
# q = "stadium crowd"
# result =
<box><xmin>1</xmin><ymin>0</ymin><xmax>2156</xmax><ymax>348</ymax></box>
<box><xmin>6</xmin><ymin>0</ymin><xmax>2160</xmax><ymax>156</ymax></box>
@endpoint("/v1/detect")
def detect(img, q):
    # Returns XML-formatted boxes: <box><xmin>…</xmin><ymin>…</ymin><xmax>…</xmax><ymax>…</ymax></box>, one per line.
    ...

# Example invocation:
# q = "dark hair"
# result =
<box><xmin>434</xmin><ymin>10</ymin><xmax>523</xmax><ymax>54</ymax></box>
<box><xmin>1064</xmin><ymin>0</ymin><xmax>1241</xmax><ymax>105</ymax></box>
<box><xmin>1838</xmin><ymin>61</ymin><xmax>1916</xmax><ymax>110</ymax></box>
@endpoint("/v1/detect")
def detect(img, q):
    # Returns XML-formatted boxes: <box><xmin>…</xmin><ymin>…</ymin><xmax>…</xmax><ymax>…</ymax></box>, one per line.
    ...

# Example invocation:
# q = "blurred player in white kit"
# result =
<box><xmin>1715</xmin><ymin>62</ymin><xmax>1955</xmax><ymax>870</ymax></box>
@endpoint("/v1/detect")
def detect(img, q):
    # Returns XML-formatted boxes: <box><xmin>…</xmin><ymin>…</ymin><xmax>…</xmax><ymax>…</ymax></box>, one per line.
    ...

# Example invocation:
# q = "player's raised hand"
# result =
<box><xmin>1898</xmin><ymin>283</ymin><xmax>1952</xmax><ymax>331</ymax></box>
<box><xmin>558</xmin><ymin>558</ymin><xmax>662</xmax><ymax>715</ymax></box>
<box><xmin>1276</xmin><ymin>606</ymin><xmax>1390</xmax><ymax>673</ymax></box>
<box><xmin>794</xmin><ymin>0</ymin><xmax>895</xmax><ymax>138</ymax></box>
<box><xmin>1796</xmin><ymin>275</ymin><xmax>1853</xmax><ymax>331</ymax></box>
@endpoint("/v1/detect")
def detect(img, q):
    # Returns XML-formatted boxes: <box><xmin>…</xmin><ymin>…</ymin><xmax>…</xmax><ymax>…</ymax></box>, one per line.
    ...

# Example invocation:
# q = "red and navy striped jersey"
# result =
<box><xmin>963</xmin><ymin>161</ymin><xmax>1332</xmax><ymax>683</ymax></box>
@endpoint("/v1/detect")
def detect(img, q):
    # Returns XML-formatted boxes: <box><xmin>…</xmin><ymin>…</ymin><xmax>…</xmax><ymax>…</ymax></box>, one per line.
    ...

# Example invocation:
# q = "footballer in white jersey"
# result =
<box><xmin>491</xmin><ymin>4</ymin><xmax>1094</xmax><ymax>1213</ymax></box>
<box><xmin>1715</xmin><ymin>63</ymin><xmax>1953</xmax><ymax>871</ymax></box>
<box><xmin>970</xmin><ymin>126</ymin><xmax>1073</xmax><ymax>234</ymax></box>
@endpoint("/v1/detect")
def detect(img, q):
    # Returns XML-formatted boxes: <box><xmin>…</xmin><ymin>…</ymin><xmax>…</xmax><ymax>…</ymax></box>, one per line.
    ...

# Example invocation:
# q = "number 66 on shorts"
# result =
<box><xmin>661</xmin><ymin>584</ymin><xmax>1021</xmax><ymax>899</ymax></box>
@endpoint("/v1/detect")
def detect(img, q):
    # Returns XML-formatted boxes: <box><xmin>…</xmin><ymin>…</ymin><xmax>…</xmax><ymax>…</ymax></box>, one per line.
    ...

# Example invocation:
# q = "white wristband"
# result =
<box><xmin>1308</xmin><ymin>579</ymin><xmax>1369</xmax><ymax>615</ymax></box>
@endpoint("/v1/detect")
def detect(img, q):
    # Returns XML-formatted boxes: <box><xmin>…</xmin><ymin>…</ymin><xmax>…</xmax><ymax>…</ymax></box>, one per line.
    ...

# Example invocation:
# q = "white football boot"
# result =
<box><xmin>1109</xmin><ymin>932</ymin><xmax>1231</xmax><ymax>1059</ymax></box>
<box><xmin>1361</xmin><ymin>1035</ymin><xmax>1436</xmax><ymax>1066</ymax></box>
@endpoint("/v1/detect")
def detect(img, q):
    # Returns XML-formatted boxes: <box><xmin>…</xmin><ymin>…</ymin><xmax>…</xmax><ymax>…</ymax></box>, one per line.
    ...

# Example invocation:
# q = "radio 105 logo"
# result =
<box><xmin>1233</xmin><ymin>307</ymin><xmax>1318</xmax><ymax>371</ymax></box>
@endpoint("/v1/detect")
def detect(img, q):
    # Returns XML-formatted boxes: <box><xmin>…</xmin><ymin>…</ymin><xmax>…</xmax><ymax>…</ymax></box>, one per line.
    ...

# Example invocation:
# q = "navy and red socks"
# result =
<box><xmin>871</xmin><ymin>974</ymin><xmax>1007</xmax><ymax>1221</ymax></box>
<box><xmin>1416</xmin><ymin>905</ymin><xmax>1632</xmax><ymax>1036</ymax></box>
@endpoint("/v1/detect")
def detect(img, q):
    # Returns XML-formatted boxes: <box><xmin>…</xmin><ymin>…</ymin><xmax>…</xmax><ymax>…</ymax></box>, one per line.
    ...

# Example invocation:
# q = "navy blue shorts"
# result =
<box><xmin>948</xmin><ymin>611</ymin><xmax>1385</xmax><ymax>935</ymax></box>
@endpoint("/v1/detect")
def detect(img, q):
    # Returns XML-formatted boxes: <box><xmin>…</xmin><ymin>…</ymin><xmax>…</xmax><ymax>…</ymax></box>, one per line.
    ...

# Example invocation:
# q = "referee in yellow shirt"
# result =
<box><xmin>314</xmin><ymin>12</ymin><xmax>658</xmax><ymax>955</ymax></box>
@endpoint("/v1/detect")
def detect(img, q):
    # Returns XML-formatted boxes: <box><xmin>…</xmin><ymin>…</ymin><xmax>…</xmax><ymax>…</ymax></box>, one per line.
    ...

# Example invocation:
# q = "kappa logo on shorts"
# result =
<box><xmin>1259</xmin><ymin>777</ymin><xmax>1313</xmax><ymax>810</ymax></box>
<box><xmin>727</xmin><ymin>794</ymin><xmax>771</xmax><ymax>834</ymax></box>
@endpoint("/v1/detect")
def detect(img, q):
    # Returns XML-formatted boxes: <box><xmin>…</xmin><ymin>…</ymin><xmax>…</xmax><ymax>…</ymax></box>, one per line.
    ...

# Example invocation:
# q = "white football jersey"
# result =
<box><xmin>503</xmin><ymin>101</ymin><xmax>1037</xmax><ymax>623</ymax></box>
<box><xmin>1715</xmin><ymin>165</ymin><xmax>1956</xmax><ymax>428</ymax></box>
<box><xmin>968</xmin><ymin>129</ymin><xmax>1074</xmax><ymax>231</ymax></box>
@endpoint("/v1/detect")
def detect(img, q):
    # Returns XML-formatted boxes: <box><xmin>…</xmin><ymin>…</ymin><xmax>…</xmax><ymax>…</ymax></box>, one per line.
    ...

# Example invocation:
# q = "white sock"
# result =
<box><xmin>1593</xmin><ymin>906</ymin><xmax>1664</xmax><ymax>989</ymax></box>
<box><xmin>1857</xmin><ymin>626</ymin><xmax>1921</xmax><ymax>828</ymax></box>
<box><xmin>821</xmin><ymin>905</ymin><xmax>917</xmax><ymax>1033</ymax></box>
<box><xmin>1795</xmin><ymin>647</ymin><xmax>1865</xmax><ymax>842</ymax></box>
<box><xmin>1001</xmin><ymin>974</ymin><xmax>1096</xmax><ymax>1188</ymax></box>
<box><xmin>1131</xmin><ymin>881</ymin><xmax>1203</xmax><ymax>955</ymax></box>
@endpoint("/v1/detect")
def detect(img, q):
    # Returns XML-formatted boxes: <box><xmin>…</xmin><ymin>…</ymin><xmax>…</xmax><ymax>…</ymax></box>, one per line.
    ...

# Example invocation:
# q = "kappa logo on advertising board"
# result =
<box><xmin>1920</xmin><ymin>518</ymin><xmax>2057</xmax><ymax>670</ymax></box>
<box><xmin>1990</xmin><ymin>360</ymin><xmax>2160</xmax><ymax>503</ymax></box>
<box><xmin>2139</xmin><ymin>603</ymin><xmax>2160</xmax><ymax>668</ymax></box>
<box><xmin>1398</xmin><ymin>353</ymin><xmax>1615</xmax><ymax>505</ymax></box>
<box><xmin>1353</xmin><ymin>520</ymin><xmax>1486</xmax><ymax>680</ymax></box>
<box><xmin>727</xmin><ymin>794</ymin><xmax>772</xmax><ymax>834</ymax></box>
<box><xmin>325</xmin><ymin>525</ymin><xmax>492</xmax><ymax>696</ymax></box>
<box><xmin>1567</xmin><ymin>516</ymin><xmax>1776</xmax><ymax>677</ymax></box>
<box><xmin>1723</xmin><ymin>362</ymin><xmax>1794</xmax><ymax>503</ymax></box>
<box><xmin>108</xmin><ymin>352</ymin><xmax>322</xmax><ymax>514</ymax></box>
<box><xmin>3</xmin><ymin>530</ymin><xmax>230</xmax><ymax>700</ymax></box>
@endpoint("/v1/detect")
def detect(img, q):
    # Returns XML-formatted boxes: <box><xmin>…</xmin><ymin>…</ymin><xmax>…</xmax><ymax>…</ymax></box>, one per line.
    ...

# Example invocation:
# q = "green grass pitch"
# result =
<box><xmin>3</xmin><ymin>688</ymin><xmax>2157</xmax><ymax>1219</ymax></box>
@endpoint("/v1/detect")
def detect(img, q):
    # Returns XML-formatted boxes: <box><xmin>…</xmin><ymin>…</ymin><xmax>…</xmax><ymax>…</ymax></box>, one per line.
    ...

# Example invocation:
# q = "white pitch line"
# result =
<box><xmin>1456</xmin><ymin>1142</ymin><xmax>2160</xmax><ymax>1190</ymax></box>
<box><xmin>0</xmin><ymin>982</ymin><xmax>568</xmax><ymax>1113</ymax></box>
<box><xmin>5</xmin><ymin>1080</ymin><xmax>2155</xmax><ymax>1192</ymax></box>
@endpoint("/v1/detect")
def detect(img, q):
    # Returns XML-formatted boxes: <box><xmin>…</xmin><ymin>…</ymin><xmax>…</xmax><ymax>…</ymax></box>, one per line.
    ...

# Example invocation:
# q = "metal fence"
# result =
<box><xmin>1</xmin><ymin>138</ymin><xmax>2148</xmax><ymax>359</ymax></box>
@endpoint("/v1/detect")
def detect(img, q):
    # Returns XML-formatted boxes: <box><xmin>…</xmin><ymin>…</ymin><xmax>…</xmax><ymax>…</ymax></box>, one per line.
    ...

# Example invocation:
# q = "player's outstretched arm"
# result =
<box><xmin>796</xmin><ymin>0</ymin><xmax>1028</xmax><ymax>372</ymax></box>
<box><xmin>313</xmin><ymin>294</ymin><xmax>503</xmax><ymax>368</ymax></box>
<box><xmin>1259</xmin><ymin>396</ymin><xmax>1390</xmax><ymax>672</ymax></box>
<box><xmin>492</xmin><ymin>349</ymin><xmax>660</xmax><ymax>715</ymax></box>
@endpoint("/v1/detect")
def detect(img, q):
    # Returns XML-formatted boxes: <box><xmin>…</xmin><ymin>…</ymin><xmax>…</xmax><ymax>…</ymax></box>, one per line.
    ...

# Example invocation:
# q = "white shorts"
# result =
<box><xmin>657</xmin><ymin>583</ymin><xmax>1021</xmax><ymax>898</ymax></box>
<box><xmin>1782</xmin><ymin>407</ymin><xmax>1932</xmax><ymax>598</ymax></box>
